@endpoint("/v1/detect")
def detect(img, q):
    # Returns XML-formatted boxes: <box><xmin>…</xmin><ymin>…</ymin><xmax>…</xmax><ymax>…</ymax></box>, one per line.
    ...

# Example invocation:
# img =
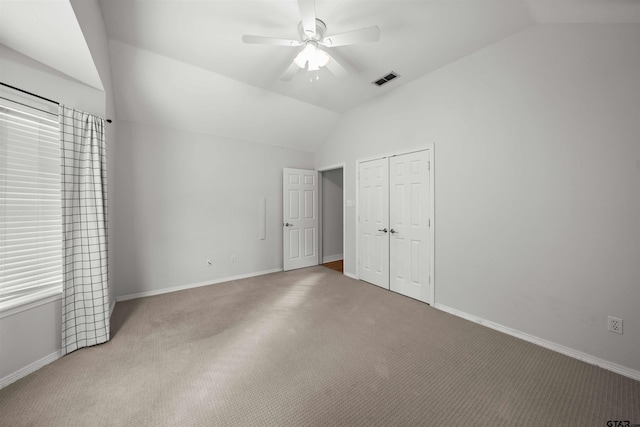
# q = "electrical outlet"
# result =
<box><xmin>608</xmin><ymin>316</ymin><xmax>623</xmax><ymax>334</ymax></box>
<box><xmin>231</xmin><ymin>255</ymin><xmax>236</xmax><ymax>263</ymax></box>
<box><xmin>206</xmin><ymin>258</ymin><xmax>212</xmax><ymax>266</ymax></box>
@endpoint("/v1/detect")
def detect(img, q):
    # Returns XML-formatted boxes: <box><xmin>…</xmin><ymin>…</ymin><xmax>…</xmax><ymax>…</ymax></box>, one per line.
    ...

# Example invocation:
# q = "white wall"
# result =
<box><xmin>108</xmin><ymin>40</ymin><xmax>339</xmax><ymax>153</ymax></box>
<box><xmin>0</xmin><ymin>301</ymin><xmax>61</xmax><ymax>381</ymax></box>
<box><xmin>0</xmin><ymin>44</ymin><xmax>104</xmax><ymax>116</ymax></box>
<box><xmin>112</xmin><ymin>120</ymin><xmax>314</xmax><ymax>298</ymax></box>
<box><xmin>321</xmin><ymin>168</ymin><xmax>343</xmax><ymax>261</ymax></box>
<box><xmin>0</xmin><ymin>0</ymin><xmax>115</xmax><ymax>384</ymax></box>
<box><xmin>0</xmin><ymin>45</ymin><xmax>104</xmax><ymax>382</ymax></box>
<box><xmin>316</xmin><ymin>24</ymin><xmax>640</xmax><ymax>372</ymax></box>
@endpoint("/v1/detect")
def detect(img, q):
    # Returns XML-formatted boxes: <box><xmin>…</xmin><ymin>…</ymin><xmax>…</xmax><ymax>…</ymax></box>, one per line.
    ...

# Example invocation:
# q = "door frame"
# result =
<box><xmin>355</xmin><ymin>145</ymin><xmax>435</xmax><ymax>304</ymax></box>
<box><xmin>317</xmin><ymin>163</ymin><xmax>346</xmax><ymax>273</ymax></box>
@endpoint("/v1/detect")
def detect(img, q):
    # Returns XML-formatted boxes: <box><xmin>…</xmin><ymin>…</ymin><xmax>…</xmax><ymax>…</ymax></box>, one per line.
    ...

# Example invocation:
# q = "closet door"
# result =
<box><xmin>358</xmin><ymin>158</ymin><xmax>389</xmax><ymax>288</ymax></box>
<box><xmin>389</xmin><ymin>151</ymin><xmax>431</xmax><ymax>303</ymax></box>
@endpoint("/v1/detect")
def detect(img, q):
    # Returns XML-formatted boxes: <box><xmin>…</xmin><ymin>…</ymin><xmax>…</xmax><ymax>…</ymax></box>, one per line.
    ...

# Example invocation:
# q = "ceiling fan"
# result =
<box><xmin>242</xmin><ymin>0</ymin><xmax>380</xmax><ymax>81</ymax></box>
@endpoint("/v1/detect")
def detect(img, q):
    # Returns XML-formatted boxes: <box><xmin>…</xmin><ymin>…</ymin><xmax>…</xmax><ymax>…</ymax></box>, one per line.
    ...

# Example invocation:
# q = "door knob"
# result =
<box><xmin>378</xmin><ymin>228</ymin><xmax>388</xmax><ymax>233</ymax></box>
<box><xmin>284</xmin><ymin>223</ymin><xmax>293</xmax><ymax>227</ymax></box>
<box><xmin>390</xmin><ymin>229</ymin><xmax>398</xmax><ymax>234</ymax></box>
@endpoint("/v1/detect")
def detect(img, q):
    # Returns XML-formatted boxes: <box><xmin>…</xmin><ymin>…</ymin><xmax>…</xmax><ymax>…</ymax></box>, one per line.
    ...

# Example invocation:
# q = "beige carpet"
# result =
<box><xmin>1</xmin><ymin>266</ymin><xmax>638</xmax><ymax>426</ymax></box>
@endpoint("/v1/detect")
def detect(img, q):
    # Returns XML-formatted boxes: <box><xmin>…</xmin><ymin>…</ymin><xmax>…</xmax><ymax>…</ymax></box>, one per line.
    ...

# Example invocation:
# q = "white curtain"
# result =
<box><xmin>59</xmin><ymin>105</ymin><xmax>110</xmax><ymax>355</ymax></box>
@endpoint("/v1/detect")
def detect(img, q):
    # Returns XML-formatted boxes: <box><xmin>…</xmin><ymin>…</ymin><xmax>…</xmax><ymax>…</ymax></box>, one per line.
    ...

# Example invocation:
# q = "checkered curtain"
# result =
<box><xmin>59</xmin><ymin>105</ymin><xmax>110</xmax><ymax>355</ymax></box>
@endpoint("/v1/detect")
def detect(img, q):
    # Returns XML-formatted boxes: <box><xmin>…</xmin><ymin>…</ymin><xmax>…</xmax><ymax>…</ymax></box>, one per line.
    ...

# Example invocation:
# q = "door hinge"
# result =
<box><xmin>428</xmin><ymin>218</ymin><xmax>431</xmax><ymax>227</ymax></box>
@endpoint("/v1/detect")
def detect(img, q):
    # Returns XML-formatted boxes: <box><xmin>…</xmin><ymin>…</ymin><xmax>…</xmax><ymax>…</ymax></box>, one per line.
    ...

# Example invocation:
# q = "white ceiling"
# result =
<box><xmin>2</xmin><ymin>0</ymin><xmax>640</xmax><ymax>152</ymax></box>
<box><xmin>100</xmin><ymin>0</ymin><xmax>536</xmax><ymax>113</ymax></box>
<box><xmin>0</xmin><ymin>0</ymin><xmax>103</xmax><ymax>90</ymax></box>
<box><xmin>98</xmin><ymin>0</ymin><xmax>640</xmax><ymax>113</ymax></box>
<box><xmin>108</xmin><ymin>39</ymin><xmax>339</xmax><ymax>151</ymax></box>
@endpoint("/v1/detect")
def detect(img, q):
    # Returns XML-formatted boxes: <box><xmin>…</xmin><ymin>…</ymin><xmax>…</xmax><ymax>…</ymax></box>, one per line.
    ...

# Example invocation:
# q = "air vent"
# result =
<box><xmin>372</xmin><ymin>71</ymin><xmax>400</xmax><ymax>87</ymax></box>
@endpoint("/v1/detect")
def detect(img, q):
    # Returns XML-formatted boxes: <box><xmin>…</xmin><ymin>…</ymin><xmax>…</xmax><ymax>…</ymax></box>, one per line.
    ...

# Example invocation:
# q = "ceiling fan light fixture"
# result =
<box><xmin>294</xmin><ymin>42</ymin><xmax>330</xmax><ymax>71</ymax></box>
<box><xmin>293</xmin><ymin>55</ymin><xmax>307</xmax><ymax>69</ymax></box>
<box><xmin>315</xmin><ymin>49</ymin><xmax>330</xmax><ymax>67</ymax></box>
<box><xmin>294</xmin><ymin>43</ymin><xmax>316</xmax><ymax>68</ymax></box>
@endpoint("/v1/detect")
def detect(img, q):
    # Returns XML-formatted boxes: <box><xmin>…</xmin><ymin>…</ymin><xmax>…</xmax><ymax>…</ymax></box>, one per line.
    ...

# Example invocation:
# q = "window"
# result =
<box><xmin>0</xmin><ymin>95</ymin><xmax>62</xmax><ymax>312</ymax></box>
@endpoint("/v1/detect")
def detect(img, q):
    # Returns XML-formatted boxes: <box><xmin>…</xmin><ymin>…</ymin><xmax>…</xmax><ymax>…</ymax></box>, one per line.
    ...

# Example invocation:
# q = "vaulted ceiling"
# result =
<box><xmin>99</xmin><ymin>0</ymin><xmax>640</xmax><ymax>111</ymax></box>
<box><xmin>0</xmin><ymin>0</ymin><xmax>102</xmax><ymax>90</ymax></box>
<box><xmin>2</xmin><ymin>0</ymin><xmax>640</xmax><ymax>152</ymax></box>
<box><xmin>100</xmin><ymin>0</ymin><xmax>536</xmax><ymax>114</ymax></box>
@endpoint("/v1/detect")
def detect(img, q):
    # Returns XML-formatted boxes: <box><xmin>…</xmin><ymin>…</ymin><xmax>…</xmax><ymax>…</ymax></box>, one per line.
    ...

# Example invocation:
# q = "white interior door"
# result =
<box><xmin>283</xmin><ymin>168</ymin><xmax>319</xmax><ymax>271</ymax></box>
<box><xmin>389</xmin><ymin>151</ymin><xmax>431</xmax><ymax>303</ymax></box>
<box><xmin>358</xmin><ymin>158</ymin><xmax>389</xmax><ymax>288</ymax></box>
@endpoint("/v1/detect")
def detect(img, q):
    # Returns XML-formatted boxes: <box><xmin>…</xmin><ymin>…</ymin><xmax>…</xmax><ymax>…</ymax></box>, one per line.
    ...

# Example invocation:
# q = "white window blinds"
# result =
<box><xmin>0</xmin><ymin>97</ymin><xmax>62</xmax><ymax>311</ymax></box>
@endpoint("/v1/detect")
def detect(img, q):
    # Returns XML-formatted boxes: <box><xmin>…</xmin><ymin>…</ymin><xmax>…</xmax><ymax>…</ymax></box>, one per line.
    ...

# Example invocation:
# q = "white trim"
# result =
<box><xmin>0</xmin><ymin>349</ymin><xmax>63</xmax><ymax>389</ymax></box>
<box><xmin>0</xmin><ymin>291</ymin><xmax>62</xmax><ymax>319</ymax></box>
<box><xmin>116</xmin><ymin>268</ymin><xmax>283</xmax><ymax>302</ymax></box>
<box><xmin>344</xmin><ymin>272</ymin><xmax>358</xmax><ymax>280</ymax></box>
<box><xmin>428</xmin><ymin>145</ymin><xmax>435</xmax><ymax>305</ymax></box>
<box><xmin>355</xmin><ymin>146</ymin><xmax>432</xmax><ymax>165</ymax></box>
<box><xmin>342</xmin><ymin>169</ymin><xmax>346</xmax><ymax>278</ymax></box>
<box><xmin>317</xmin><ymin>163</ymin><xmax>346</xmax><ymax>275</ymax></box>
<box><xmin>317</xmin><ymin>163</ymin><xmax>345</xmax><ymax>172</ymax></box>
<box><xmin>434</xmin><ymin>303</ymin><xmax>640</xmax><ymax>382</ymax></box>
<box><xmin>318</xmin><ymin>172</ymin><xmax>323</xmax><ymax>267</ymax></box>
<box><xmin>354</xmin><ymin>158</ymin><xmax>360</xmax><ymax>281</ymax></box>
<box><xmin>322</xmin><ymin>254</ymin><xmax>344</xmax><ymax>263</ymax></box>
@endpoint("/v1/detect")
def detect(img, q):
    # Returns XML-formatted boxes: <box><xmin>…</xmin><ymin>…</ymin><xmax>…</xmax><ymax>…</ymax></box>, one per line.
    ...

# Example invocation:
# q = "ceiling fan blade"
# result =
<box><xmin>280</xmin><ymin>61</ymin><xmax>300</xmax><ymax>81</ymax></box>
<box><xmin>242</xmin><ymin>35</ymin><xmax>301</xmax><ymax>46</ymax></box>
<box><xmin>322</xmin><ymin>26</ymin><xmax>380</xmax><ymax>47</ymax></box>
<box><xmin>298</xmin><ymin>0</ymin><xmax>316</xmax><ymax>38</ymax></box>
<box><xmin>325</xmin><ymin>53</ymin><xmax>349</xmax><ymax>79</ymax></box>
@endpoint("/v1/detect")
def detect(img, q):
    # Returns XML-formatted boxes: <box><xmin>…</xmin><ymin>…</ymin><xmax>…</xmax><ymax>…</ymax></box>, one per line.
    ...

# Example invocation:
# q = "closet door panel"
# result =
<box><xmin>389</xmin><ymin>151</ymin><xmax>430</xmax><ymax>302</ymax></box>
<box><xmin>358</xmin><ymin>158</ymin><xmax>389</xmax><ymax>288</ymax></box>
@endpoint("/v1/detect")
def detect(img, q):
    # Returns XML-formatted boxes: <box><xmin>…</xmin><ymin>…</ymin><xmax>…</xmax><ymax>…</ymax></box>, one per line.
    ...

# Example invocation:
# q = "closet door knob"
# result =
<box><xmin>284</xmin><ymin>223</ymin><xmax>293</xmax><ymax>227</ymax></box>
<box><xmin>390</xmin><ymin>229</ymin><xmax>398</xmax><ymax>234</ymax></box>
<box><xmin>378</xmin><ymin>228</ymin><xmax>388</xmax><ymax>233</ymax></box>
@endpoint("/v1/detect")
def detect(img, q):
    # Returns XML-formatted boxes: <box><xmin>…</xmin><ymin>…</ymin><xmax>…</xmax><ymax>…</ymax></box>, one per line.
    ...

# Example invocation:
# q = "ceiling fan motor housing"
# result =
<box><xmin>298</xmin><ymin>19</ymin><xmax>327</xmax><ymax>41</ymax></box>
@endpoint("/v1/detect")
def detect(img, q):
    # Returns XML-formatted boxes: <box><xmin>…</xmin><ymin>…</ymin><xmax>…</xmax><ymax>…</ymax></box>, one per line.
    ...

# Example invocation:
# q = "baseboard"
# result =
<box><xmin>322</xmin><ymin>254</ymin><xmax>343</xmax><ymax>263</ymax></box>
<box><xmin>434</xmin><ymin>303</ymin><xmax>640</xmax><ymax>382</ymax></box>
<box><xmin>3</xmin><ymin>299</ymin><xmax>121</xmax><ymax>390</ymax></box>
<box><xmin>116</xmin><ymin>268</ymin><xmax>284</xmax><ymax>302</ymax></box>
<box><xmin>0</xmin><ymin>349</ymin><xmax>63</xmax><ymax>390</ymax></box>
<box><xmin>344</xmin><ymin>272</ymin><xmax>358</xmax><ymax>280</ymax></box>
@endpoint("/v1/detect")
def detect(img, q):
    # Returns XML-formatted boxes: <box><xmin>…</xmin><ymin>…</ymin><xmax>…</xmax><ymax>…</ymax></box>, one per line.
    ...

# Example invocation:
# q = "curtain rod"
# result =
<box><xmin>0</xmin><ymin>82</ymin><xmax>113</xmax><ymax>123</ymax></box>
